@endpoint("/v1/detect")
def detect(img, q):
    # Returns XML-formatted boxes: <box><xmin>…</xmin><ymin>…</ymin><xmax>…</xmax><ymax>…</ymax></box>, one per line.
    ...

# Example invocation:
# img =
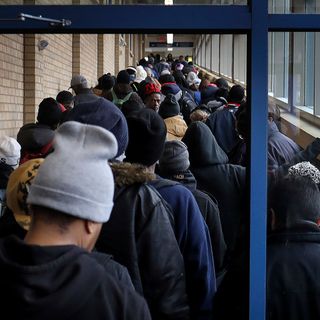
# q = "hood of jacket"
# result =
<box><xmin>159</xmin><ymin>169</ymin><xmax>197</xmax><ymax>191</ymax></box>
<box><xmin>182</xmin><ymin>121</ymin><xmax>229</xmax><ymax>167</ymax></box>
<box><xmin>164</xmin><ymin>116</ymin><xmax>188</xmax><ymax>140</ymax></box>
<box><xmin>110</xmin><ymin>162</ymin><xmax>155</xmax><ymax>188</ymax></box>
<box><xmin>17</xmin><ymin>123</ymin><xmax>55</xmax><ymax>151</ymax></box>
<box><xmin>0</xmin><ymin>236</ymin><xmax>108</xmax><ymax>319</ymax></box>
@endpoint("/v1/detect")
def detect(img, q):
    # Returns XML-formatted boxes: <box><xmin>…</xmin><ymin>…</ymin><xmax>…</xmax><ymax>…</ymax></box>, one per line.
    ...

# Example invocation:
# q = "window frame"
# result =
<box><xmin>1</xmin><ymin>2</ymin><xmax>320</xmax><ymax>319</ymax></box>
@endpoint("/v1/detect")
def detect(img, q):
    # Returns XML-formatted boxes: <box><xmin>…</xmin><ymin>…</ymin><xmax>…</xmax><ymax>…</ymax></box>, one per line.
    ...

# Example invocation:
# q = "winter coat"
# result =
<box><xmin>149</xmin><ymin>176</ymin><xmax>216</xmax><ymax>320</ymax></box>
<box><xmin>182</xmin><ymin>121</ymin><xmax>246</xmax><ymax>255</ymax></box>
<box><xmin>0</xmin><ymin>235</ymin><xmax>151</xmax><ymax>320</ymax></box>
<box><xmin>96</xmin><ymin>162</ymin><xmax>190</xmax><ymax>320</ymax></box>
<box><xmin>268</xmin><ymin>120</ymin><xmax>301</xmax><ymax>172</ymax></box>
<box><xmin>158</xmin><ymin>169</ymin><xmax>227</xmax><ymax>276</ymax></box>
<box><xmin>267</xmin><ymin>221</ymin><xmax>320</xmax><ymax>320</ymax></box>
<box><xmin>164</xmin><ymin>115</ymin><xmax>188</xmax><ymax>141</ymax></box>
<box><xmin>205</xmin><ymin>104</ymin><xmax>241</xmax><ymax>154</ymax></box>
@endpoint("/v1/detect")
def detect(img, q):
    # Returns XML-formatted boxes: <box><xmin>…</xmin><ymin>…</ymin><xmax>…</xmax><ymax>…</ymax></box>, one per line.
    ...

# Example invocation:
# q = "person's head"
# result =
<box><xmin>95</xmin><ymin>74</ymin><xmax>115</xmax><ymax>92</ymax></box>
<box><xmin>126</xmin><ymin>66</ymin><xmax>137</xmax><ymax>83</ymax></box>
<box><xmin>121</xmin><ymin>98</ymin><xmax>145</xmax><ymax>118</ymax></box>
<box><xmin>158</xmin><ymin>94</ymin><xmax>180</xmax><ymax>119</ymax></box>
<box><xmin>140</xmin><ymin>82</ymin><xmax>162</xmax><ymax>112</ymax></box>
<box><xmin>158</xmin><ymin>140</ymin><xmax>190</xmax><ymax>176</ymax></box>
<box><xmin>161</xmin><ymin>82</ymin><xmax>182</xmax><ymax>102</ymax></box>
<box><xmin>288</xmin><ymin>161</ymin><xmax>320</xmax><ymax>185</ymax></box>
<box><xmin>64</xmin><ymin>97</ymin><xmax>128</xmax><ymax>159</ymax></box>
<box><xmin>37</xmin><ymin>97</ymin><xmax>63</xmax><ymax>129</ymax></box>
<box><xmin>189</xmin><ymin>105</ymin><xmax>211</xmax><ymax>123</ymax></box>
<box><xmin>56</xmin><ymin>91</ymin><xmax>74</xmax><ymax>110</ymax></box>
<box><xmin>0</xmin><ymin>136</ymin><xmax>21</xmax><ymax>169</ymax></box>
<box><xmin>116</xmin><ymin>70</ymin><xmax>131</xmax><ymax>85</ymax></box>
<box><xmin>179</xmin><ymin>55</ymin><xmax>184</xmax><ymax>62</ymax></box>
<box><xmin>158</xmin><ymin>74</ymin><xmax>175</xmax><ymax>85</ymax></box>
<box><xmin>26</xmin><ymin>121</ymin><xmax>118</xmax><ymax>251</ymax></box>
<box><xmin>214</xmin><ymin>78</ymin><xmax>229</xmax><ymax>99</ymax></box>
<box><xmin>69</xmin><ymin>74</ymin><xmax>90</xmax><ymax>94</ymax></box>
<box><xmin>227</xmin><ymin>84</ymin><xmax>245</xmax><ymax>104</ymax></box>
<box><xmin>135</xmin><ymin>65</ymin><xmax>147</xmax><ymax>83</ymax></box>
<box><xmin>187</xmin><ymin>71</ymin><xmax>201</xmax><ymax>89</ymax></box>
<box><xmin>269</xmin><ymin>175</ymin><xmax>320</xmax><ymax>231</ymax></box>
<box><xmin>125</xmin><ymin>108</ymin><xmax>167</xmax><ymax>169</ymax></box>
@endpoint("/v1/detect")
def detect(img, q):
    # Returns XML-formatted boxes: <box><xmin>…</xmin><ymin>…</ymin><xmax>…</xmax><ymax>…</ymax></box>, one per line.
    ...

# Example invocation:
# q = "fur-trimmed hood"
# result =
<box><xmin>110</xmin><ymin>162</ymin><xmax>155</xmax><ymax>187</ymax></box>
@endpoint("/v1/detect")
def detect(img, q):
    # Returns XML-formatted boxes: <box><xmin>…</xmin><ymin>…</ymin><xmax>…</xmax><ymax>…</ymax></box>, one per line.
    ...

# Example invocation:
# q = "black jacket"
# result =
<box><xmin>182</xmin><ymin>121</ymin><xmax>246</xmax><ymax>255</ymax></box>
<box><xmin>267</xmin><ymin>221</ymin><xmax>320</xmax><ymax>320</ymax></box>
<box><xmin>96</xmin><ymin>163</ymin><xmax>189</xmax><ymax>320</ymax></box>
<box><xmin>0</xmin><ymin>236</ymin><xmax>151</xmax><ymax>320</ymax></box>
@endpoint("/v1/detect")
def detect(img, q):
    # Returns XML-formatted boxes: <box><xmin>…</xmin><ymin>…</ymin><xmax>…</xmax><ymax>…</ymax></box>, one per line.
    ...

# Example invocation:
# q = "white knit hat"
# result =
<box><xmin>0</xmin><ymin>136</ymin><xmax>21</xmax><ymax>168</ymax></box>
<box><xmin>27</xmin><ymin>121</ymin><xmax>118</xmax><ymax>223</ymax></box>
<box><xmin>288</xmin><ymin>161</ymin><xmax>320</xmax><ymax>184</ymax></box>
<box><xmin>135</xmin><ymin>65</ymin><xmax>147</xmax><ymax>83</ymax></box>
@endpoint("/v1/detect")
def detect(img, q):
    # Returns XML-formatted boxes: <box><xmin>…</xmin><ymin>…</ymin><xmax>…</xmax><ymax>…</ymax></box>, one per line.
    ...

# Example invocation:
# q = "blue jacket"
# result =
<box><xmin>150</xmin><ymin>178</ymin><xmax>216</xmax><ymax>320</ymax></box>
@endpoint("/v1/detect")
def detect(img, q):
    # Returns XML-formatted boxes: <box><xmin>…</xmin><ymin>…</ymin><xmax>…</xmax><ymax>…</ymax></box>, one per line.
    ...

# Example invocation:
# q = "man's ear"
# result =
<box><xmin>316</xmin><ymin>217</ymin><xmax>320</xmax><ymax>227</ymax></box>
<box><xmin>84</xmin><ymin>220</ymin><xmax>96</xmax><ymax>234</ymax></box>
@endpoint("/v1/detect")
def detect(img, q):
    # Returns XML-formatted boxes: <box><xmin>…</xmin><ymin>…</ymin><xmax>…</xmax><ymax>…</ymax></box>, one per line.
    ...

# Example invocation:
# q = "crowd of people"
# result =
<box><xmin>0</xmin><ymin>53</ymin><xmax>320</xmax><ymax>319</ymax></box>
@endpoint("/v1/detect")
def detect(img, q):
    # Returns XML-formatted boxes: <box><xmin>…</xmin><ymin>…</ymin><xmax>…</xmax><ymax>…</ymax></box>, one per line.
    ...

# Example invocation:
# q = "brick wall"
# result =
<box><xmin>78</xmin><ymin>34</ymin><xmax>98</xmax><ymax>88</ymax></box>
<box><xmin>104</xmin><ymin>34</ymin><xmax>115</xmax><ymax>75</ymax></box>
<box><xmin>0</xmin><ymin>32</ymin><xmax>139</xmax><ymax>136</ymax></box>
<box><xmin>40</xmin><ymin>34</ymin><xmax>73</xmax><ymax>99</ymax></box>
<box><xmin>0</xmin><ymin>35</ymin><xmax>24</xmax><ymax>137</ymax></box>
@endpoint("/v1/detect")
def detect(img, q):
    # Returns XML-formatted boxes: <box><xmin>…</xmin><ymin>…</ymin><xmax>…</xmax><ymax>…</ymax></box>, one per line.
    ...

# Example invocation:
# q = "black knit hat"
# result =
<box><xmin>117</xmin><ymin>70</ymin><xmax>131</xmax><ymax>85</ymax></box>
<box><xmin>228</xmin><ymin>84</ymin><xmax>245</xmax><ymax>103</ymax></box>
<box><xmin>125</xmin><ymin>108</ymin><xmax>167</xmax><ymax>166</ymax></box>
<box><xmin>159</xmin><ymin>74</ymin><xmax>175</xmax><ymax>85</ymax></box>
<box><xmin>37</xmin><ymin>97</ymin><xmax>63</xmax><ymax>127</ymax></box>
<box><xmin>158</xmin><ymin>94</ymin><xmax>180</xmax><ymax>119</ymax></box>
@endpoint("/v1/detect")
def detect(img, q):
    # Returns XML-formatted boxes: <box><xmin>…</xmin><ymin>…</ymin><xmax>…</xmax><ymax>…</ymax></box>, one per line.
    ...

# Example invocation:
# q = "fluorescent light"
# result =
<box><xmin>167</xmin><ymin>48</ymin><xmax>173</xmax><ymax>51</ymax></box>
<box><xmin>167</xmin><ymin>33</ymin><xmax>173</xmax><ymax>44</ymax></box>
<box><xmin>164</xmin><ymin>0</ymin><xmax>173</xmax><ymax>5</ymax></box>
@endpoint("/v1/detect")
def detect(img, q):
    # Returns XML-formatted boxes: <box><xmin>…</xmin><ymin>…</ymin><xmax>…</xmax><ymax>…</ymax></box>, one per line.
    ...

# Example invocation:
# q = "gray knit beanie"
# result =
<box><xmin>27</xmin><ymin>121</ymin><xmax>117</xmax><ymax>223</ymax></box>
<box><xmin>159</xmin><ymin>140</ymin><xmax>190</xmax><ymax>174</ymax></box>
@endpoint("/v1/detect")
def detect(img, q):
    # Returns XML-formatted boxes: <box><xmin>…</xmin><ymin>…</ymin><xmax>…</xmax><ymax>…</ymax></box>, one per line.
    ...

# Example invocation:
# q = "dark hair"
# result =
<box><xmin>37</xmin><ymin>97</ymin><xmax>63</xmax><ymax>128</ymax></box>
<box><xmin>269</xmin><ymin>175</ymin><xmax>320</xmax><ymax>229</ymax></box>
<box><xmin>31</xmin><ymin>205</ymin><xmax>77</xmax><ymax>233</ymax></box>
<box><xmin>56</xmin><ymin>91</ymin><xmax>74</xmax><ymax>105</ymax></box>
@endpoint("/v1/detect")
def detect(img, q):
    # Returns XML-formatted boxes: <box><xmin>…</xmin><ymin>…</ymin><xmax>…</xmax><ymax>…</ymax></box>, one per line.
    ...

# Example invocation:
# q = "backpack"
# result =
<box><xmin>179</xmin><ymin>90</ymin><xmax>198</xmax><ymax>125</ymax></box>
<box><xmin>111</xmin><ymin>88</ymin><xmax>133</xmax><ymax>109</ymax></box>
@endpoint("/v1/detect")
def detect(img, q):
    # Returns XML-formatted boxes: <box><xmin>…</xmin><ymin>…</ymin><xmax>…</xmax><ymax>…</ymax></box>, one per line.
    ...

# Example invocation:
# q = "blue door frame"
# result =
<box><xmin>1</xmin><ymin>3</ymin><xmax>320</xmax><ymax>319</ymax></box>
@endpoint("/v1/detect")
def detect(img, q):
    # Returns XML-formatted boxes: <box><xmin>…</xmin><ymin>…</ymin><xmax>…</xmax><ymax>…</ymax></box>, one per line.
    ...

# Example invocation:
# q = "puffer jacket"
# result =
<box><xmin>96</xmin><ymin>162</ymin><xmax>189</xmax><ymax>320</ymax></box>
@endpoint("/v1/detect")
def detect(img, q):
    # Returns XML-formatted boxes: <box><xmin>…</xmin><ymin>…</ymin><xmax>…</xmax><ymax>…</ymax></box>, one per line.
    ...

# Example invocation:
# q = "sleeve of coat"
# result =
<box><xmin>135</xmin><ymin>185</ymin><xmax>190</xmax><ymax>320</ymax></box>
